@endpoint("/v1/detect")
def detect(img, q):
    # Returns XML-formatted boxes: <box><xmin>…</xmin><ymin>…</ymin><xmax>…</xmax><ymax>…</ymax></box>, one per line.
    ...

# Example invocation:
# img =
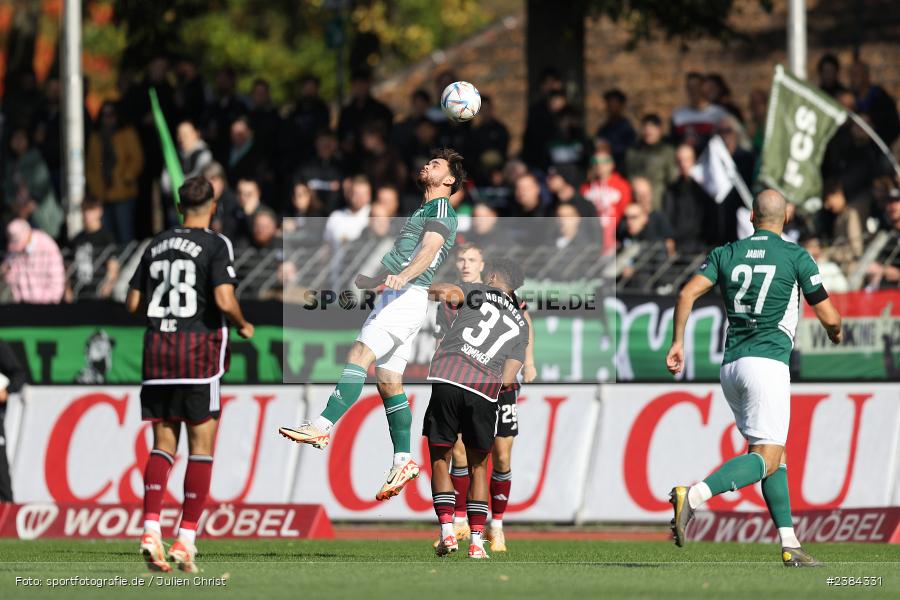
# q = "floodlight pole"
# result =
<box><xmin>787</xmin><ymin>0</ymin><xmax>807</xmax><ymax>80</ymax></box>
<box><xmin>62</xmin><ymin>0</ymin><xmax>85</xmax><ymax>238</ymax></box>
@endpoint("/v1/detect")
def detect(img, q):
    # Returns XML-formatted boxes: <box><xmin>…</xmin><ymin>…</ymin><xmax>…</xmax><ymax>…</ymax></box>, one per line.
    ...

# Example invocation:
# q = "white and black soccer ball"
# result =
<box><xmin>440</xmin><ymin>81</ymin><xmax>481</xmax><ymax>123</ymax></box>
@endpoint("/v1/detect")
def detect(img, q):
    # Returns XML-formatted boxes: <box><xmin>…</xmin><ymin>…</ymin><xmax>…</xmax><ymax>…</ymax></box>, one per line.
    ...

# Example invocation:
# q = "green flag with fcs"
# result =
<box><xmin>759</xmin><ymin>64</ymin><xmax>848</xmax><ymax>205</ymax></box>
<box><xmin>149</xmin><ymin>87</ymin><xmax>184</xmax><ymax>220</ymax></box>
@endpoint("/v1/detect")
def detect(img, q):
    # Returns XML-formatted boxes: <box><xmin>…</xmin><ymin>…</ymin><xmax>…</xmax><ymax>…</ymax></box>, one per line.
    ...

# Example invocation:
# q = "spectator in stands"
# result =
<box><xmin>2</xmin><ymin>219</ymin><xmax>65</xmax><ymax>304</ymax></box>
<box><xmin>850</xmin><ymin>61</ymin><xmax>900</xmax><ymax>146</ymax></box>
<box><xmin>596</xmin><ymin>89</ymin><xmax>636</xmax><ymax>167</ymax></box>
<box><xmin>703</xmin><ymin>74</ymin><xmax>743</xmax><ymax>123</ymax></box>
<box><xmin>663</xmin><ymin>144</ymin><xmax>714</xmax><ymax>252</ymax></box>
<box><xmin>227</xmin><ymin>117</ymin><xmax>270</xmax><ymax>191</ymax></box>
<box><xmin>823</xmin><ymin>95</ymin><xmax>885</xmax><ymax>211</ymax></box>
<box><xmin>4</xmin><ymin>126</ymin><xmax>63</xmax><ymax>240</ymax></box>
<box><xmin>0</xmin><ymin>339</ymin><xmax>26</xmax><ymax>501</ymax></box>
<box><xmin>393</xmin><ymin>89</ymin><xmax>432</xmax><ymax>159</ymax></box>
<box><xmin>707</xmin><ymin>114</ymin><xmax>754</xmax><ymax>245</ymax></box>
<box><xmin>510</xmin><ymin>173</ymin><xmax>548</xmax><ymax>219</ymax></box>
<box><xmin>282</xmin><ymin>180</ymin><xmax>325</xmax><ymax>244</ymax></box>
<box><xmin>206</xmin><ymin>66</ymin><xmax>248</xmax><ymax>163</ymax></box>
<box><xmin>162</xmin><ymin>120</ymin><xmax>213</xmax><ymax>224</ymax></box>
<box><xmin>68</xmin><ymin>198</ymin><xmax>119</xmax><ymax>300</ymax></box>
<box><xmin>817</xmin><ymin>54</ymin><xmax>847</xmax><ymax>98</ymax></box>
<box><xmin>581</xmin><ymin>150</ymin><xmax>631</xmax><ymax>252</ymax></box>
<box><xmin>296</xmin><ymin>129</ymin><xmax>345</xmax><ymax>214</ymax></box>
<box><xmin>626</xmin><ymin>177</ymin><xmax>675</xmax><ymax>255</ymax></box>
<box><xmin>865</xmin><ymin>192</ymin><xmax>900</xmax><ymax>289</ymax></box>
<box><xmin>360</xmin><ymin>123</ymin><xmax>406</xmax><ymax>191</ymax></box>
<box><xmin>247</xmin><ymin>78</ymin><xmax>280</xmax><ymax>167</ymax></box>
<box><xmin>782</xmin><ymin>201</ymin><xmax>812</xmax><ymax>245</ymax></box>
<box><xmin>547</xmin><ymin>103</ymin><xmax>590</xmax><ymax>187</ymax></box>
<box><xmin>625</xmin><ymin>114</ymin><xmax>677</xmax><ymax>212</ymax></box>
<box><xmin>374</xmin><ymin>185</ymin><xmax>401</xmax><ymax>218</ymax></box>
<box><xmin>324</xmin><ymin>175</ymin><xmax>372</xmax><ymax>246</ymax></box>
<box><xmin>250</xmin><ymin>207</ymin><xmax>281</xmax><ymax>250</ymax></box>
<box><xmin>86</xmin><ymin>101</ymin><xmax>144</xmax><ymax>244</ymax></box>
<box><xmin>523</xmin><ymin>67</ymin><xmax>565</xmax><ymax>169</ymax></box>
<box><xmin>466</xmin><ymin>95</ymin><xmax>510</xmax><ymax>184</ymax></box>
<box><xmin>822</xmin><ymin>179</ymin><xmax>864</xmax><ymax>275</ymax></box>
<box><xmin>282</xmin><ymin>74</ymin><xmax>331</xmax><ymax>167</ymax></box>
<box><xmin>547</xmin><ymin>170</ymin><xmax>596</xmax><ymax>218</ymax></box>
<box><xmin>361</xmin><ymin>203</ymin><xmax>394</xmax><ymax>241</ymax></box>
<box><xmin>33</xmin><ymin>77</ymin><xmax>68</xmax><ymax>199</ymax></box>
<box><xmin>747</xmin><ymin>89</ymin><xmax>768</xmax><ymax>156</ymax></box>
<box><xmin>553</xmin><ymin>203</ymin><xmax>589</xmax><ymax>249</ymax></box>
<box><xmin>802</xmin><ymin>235</ymin><xmax>848</xmax><ymax>293</ymax></box>
<box><xmin>337</xmin><ymin>68</ymin><xmax>393</xmax><ymax>168</ymax></box>
<box><xmin>467</xmin><ymin>202</ymin><xmax>510</xmax><ymax>248</ymax></box>
<box><xmin>226</xmin><ymin>178</ymin><xmax>263</xmax><ymax>246</ymax></box>
<box><xmin>203</xmin><ymin>161</ymin><xmax>239</xmax><ymax>235</ymax></box>
<box><xmin>670</xmin><ymin>72</ymin><xmax>726</xmax><ymax>150</ymax></box>
<box><xmin>173</xmin><ymin>57</ymin><xmax>206</xmax><ymax>125</ymax></box>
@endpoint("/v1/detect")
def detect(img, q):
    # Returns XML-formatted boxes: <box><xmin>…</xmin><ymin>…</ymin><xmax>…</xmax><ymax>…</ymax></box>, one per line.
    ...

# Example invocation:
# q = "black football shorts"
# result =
<box><xmin>495</xmin><ymin>387</ymin><xmax>519</xmax><ymax>438</ymax></box>
<box><xmin>423</xmin><ymin>382</ymin><xmax>498</xmax><ymax>452</ymax></box>
<box><xmin>140</xmin><ymin>379</ymin><xmax>221</xmax><ymax>424</ymax></box>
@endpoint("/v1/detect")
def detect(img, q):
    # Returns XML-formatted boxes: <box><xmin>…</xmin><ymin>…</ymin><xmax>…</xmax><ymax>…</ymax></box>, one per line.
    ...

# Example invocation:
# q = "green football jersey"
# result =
<box><xmin>381</xmin><ymin>197</ymin><xmax>457</xmax><ymax>287</ymax></box>
<box><xmin>697</xmin><ymin>229</ymin><xmax>826</xmax><ymax>365</ymax></box>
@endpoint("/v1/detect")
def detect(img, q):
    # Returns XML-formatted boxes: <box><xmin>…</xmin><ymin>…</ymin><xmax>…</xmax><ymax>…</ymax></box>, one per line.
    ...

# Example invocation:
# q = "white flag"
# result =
<box><xmin>690</xmin><ymin>135</ymin><xmax>753</xmax><ymax>208</ymax></box>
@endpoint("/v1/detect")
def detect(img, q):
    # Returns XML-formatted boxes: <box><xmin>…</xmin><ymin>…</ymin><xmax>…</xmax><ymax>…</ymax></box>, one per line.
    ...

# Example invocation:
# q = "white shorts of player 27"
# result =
<box><xmin>357</xmin><ymin>285</ymin><xmax>429</xmax><ymax>374</ymax></box>
<box><xmin>719</xmin><ymin>356</ymin><xmax>790</xmax><ymax>446</ymax></box>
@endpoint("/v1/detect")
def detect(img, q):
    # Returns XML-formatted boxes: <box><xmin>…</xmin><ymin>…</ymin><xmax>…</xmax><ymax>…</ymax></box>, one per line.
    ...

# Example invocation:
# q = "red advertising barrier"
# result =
<box><xmin>686</xmin><ymin>507</ymin><xmax>900</xmax><ymax>544</ymax></box>
<box><xmin>0</xmin><ymin>503</ymin><xmax>334</xmax><ymax>540</ymax></box>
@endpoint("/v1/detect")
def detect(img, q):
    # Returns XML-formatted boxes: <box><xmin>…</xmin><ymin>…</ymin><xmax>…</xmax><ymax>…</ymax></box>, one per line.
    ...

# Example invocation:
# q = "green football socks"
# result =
<box><xmin>320</xmin><ymin>363</ymin><xmax>368</xmax><ymax>425</ymax></box>
<box><xmin>383</xmin><ymin>393</ymin><xmax>412</xmax><ymax>454</ymax></box>
<box><xmin>703</xmin><ymin>452</ymin><xmax>767</xmax><ymax>495</ymax></box>
<box><xmin>762</xmin><ymin>464</ymin><xmax>793</xmax><ymax>528</ymax></box>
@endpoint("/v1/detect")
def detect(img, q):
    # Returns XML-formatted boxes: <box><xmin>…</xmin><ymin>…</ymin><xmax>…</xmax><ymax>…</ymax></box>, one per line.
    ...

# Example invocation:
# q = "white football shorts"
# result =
<box><xmin>719</xmin><ymin>356</ymin><xmax>791</xmax><ymax>446</ymax></box>
<box><xmin>356</xmin><ymin>285</ymin><xmax>429</xmax><ymax>374</ymax></box>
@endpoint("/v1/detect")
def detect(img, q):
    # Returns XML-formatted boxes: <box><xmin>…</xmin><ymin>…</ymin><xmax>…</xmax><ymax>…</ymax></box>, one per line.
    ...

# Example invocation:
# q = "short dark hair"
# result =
<box><xmin>822</xmin><ymin>178</ymin><xmax>843</xmax><ymax>197</ymax></box>
<box><xmin>641</xmin><ymin>113</ymin><xmax>662</xmax><ymax>126</ymax></box>
<box><xmin>485</xmin><ymin>257</ymin><xmax>525</xmax><ymax>291</ymax></box>
<box><xmin>686</xmin><ymin>71</ymin><xmax>704</xmax><ymax>83</ymax></box>
<box><xmin>818</xmin><ymin>53</ymin><xmax>840</xmax><ymax>71</ymax></box>
<box><xmin>179</xmin><ymin>176</ymin><xmax>214</xmax><ymax>209</ymax></box>
<box><xmin>412</xmin><ymin>88</ymin><xmax>431</xmax><ymax>103</ymax></box>
<box><xmin>81</xmin><ymin>197</ymin><xmax>103</xmax><ymax>211</ymax></box>
<box><xmin>603</xmin><ymin>88</ymin><xmax>626</xmax><ymax>104</ymax></box>
<box><xmin>456</xmin><ymin>241</ymin><xmax>483</xmax><ymax>256</ymax></box>
<box><xmin>433</xmin><ymin>147</ymin><xmax>466</xmax><ymax>195</ymax></box>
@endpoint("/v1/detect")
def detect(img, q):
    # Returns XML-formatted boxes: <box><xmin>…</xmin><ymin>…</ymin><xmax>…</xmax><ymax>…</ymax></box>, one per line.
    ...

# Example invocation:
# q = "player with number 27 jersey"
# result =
<box><xmin>129</xmin><ymin>228</ymin><xmax>238</xmax><ymax>382</ymax></box>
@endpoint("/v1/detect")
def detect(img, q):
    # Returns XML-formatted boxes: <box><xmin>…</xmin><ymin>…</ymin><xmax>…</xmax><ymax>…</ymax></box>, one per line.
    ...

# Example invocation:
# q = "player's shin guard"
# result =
<box><xmin>703</xmin><ymin>452</ymin><xmax>767</xmax><ymax>496</ymax></box>
<box><xmin>450</xmin><ymin>467</ymin><xmax>470</xmax><ymax>519</ymax></box>
<box><xmin>179</xmin><ymin>455</ymin><xmax>213</xmax><ymax>541</ymax></box>
<box><xmin>320</xmin><ymin>364</ymin><xmax>368</xmax><ymax>425</ymax></box>
<box><xmin>762</xmin><ymin>464</ymin><xmax>800</xmax><ymax>548</ymax></box>
<box><xmin>467</xmin><ymin>500</ymin><xmax>489</xmax><ymax>539</ymax></box>
<box><xmin>383</xmin><ymin>393</ymin><xmax>412</xmax><ymax>454</ymax></box>
<box><xmin>490</xmin><ymin>470</ymin><xmax>511</xmax><ymax>522</ymax></box>
<box><xmin>143</xmin><ymin>449</ymin><xmax>174</xmax><ymax>528</ymax></box>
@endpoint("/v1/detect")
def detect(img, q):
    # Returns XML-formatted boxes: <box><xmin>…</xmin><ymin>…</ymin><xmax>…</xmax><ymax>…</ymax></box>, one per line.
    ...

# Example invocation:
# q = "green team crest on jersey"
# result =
<box><xmin>381</xmin><ymin>197</ymin><xmax>457</xmax><ymax>287</ymax></box>
<box><xmin>698</xmin><ymin>229</ymin><xmax>825</xmax><ymax>365</ymax></box>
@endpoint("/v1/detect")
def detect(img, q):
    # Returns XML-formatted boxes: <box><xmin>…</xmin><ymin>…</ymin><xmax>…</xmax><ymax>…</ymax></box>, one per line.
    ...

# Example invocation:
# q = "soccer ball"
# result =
<box><xmin>441</xmin><ymin>81</ymin><xmax>481</xmax><ymax>122</ymax></box>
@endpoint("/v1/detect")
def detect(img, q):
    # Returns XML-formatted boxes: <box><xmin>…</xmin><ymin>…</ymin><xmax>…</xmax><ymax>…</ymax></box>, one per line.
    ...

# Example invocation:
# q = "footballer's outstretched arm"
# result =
<box><xmin>427</xmin><ymin>282</ymin><xmax>465</xmax><ymax>306</ymax></box>
<box><xmin>666</xmin><ymin>274</ymin><xmax>715</xmax><ymax>375</ymax></box>
<box><xmin>214</xmin><ymin>284</ymin><xmax>255</xmax><ymax>339</ymax></box>
<box><xmin>386</xmin><ymin>231</ymin><xmax>445</xmax><ymax>289</ymax></box>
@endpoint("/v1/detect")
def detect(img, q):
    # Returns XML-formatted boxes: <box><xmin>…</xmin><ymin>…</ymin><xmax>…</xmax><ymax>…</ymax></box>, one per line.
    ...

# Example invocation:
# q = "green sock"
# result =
<box><xmin>703</xmin><ymin>452</ymin><xmax>767</xmax><ymax>495</ymax></box>
<box><xmin>762</xmin><ymin>464</ymin><xmax>793</xmax><ymax>528</ymax></box>
<box><xmin>383</xmin><ymin>393</ymin><xmax>412</xmax><ymax>454</ymax></box>
<box><xmin>320</xmin><ymin>364</ymin><xmax>368</xmax><ymax>424</ymax></box>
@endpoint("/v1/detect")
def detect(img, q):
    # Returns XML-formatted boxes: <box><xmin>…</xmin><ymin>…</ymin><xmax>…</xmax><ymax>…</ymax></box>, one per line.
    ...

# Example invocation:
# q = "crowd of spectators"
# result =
<box><xmin>1</xmin><ymin>53</ymin><xmax>900</xmax><ymax>303</ymax></box>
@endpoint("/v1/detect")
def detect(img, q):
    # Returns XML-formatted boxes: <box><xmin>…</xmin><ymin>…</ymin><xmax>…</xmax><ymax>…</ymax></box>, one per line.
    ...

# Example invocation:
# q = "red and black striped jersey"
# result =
<box><xmin>434</xmin><ymin>286</ymin><xmax>528</xmax><ymax>392</ymax></box>
<box><xmin>428</xmin><ymin>283</ymin><xmax>529</xmax><ymax>401</ymax></box>
<box><xmin>129</xmin><ymin>227</ymin><xmax>238</xmax><ymax>383</ymax></box>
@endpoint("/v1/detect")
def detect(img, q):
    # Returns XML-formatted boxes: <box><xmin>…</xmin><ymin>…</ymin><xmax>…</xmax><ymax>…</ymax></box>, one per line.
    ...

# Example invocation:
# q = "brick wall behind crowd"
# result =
<box><xmin>375</xmin><ymin>0</ymin><xmax>900</xmax><ymax>154</ymax></box>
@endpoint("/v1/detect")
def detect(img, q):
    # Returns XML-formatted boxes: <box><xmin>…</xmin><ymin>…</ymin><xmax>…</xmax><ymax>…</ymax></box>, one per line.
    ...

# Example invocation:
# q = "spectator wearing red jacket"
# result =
<box><xmin>581</xmin><ymin>149</ymin><xmax>631</xmax><ymax>253</ymax></box>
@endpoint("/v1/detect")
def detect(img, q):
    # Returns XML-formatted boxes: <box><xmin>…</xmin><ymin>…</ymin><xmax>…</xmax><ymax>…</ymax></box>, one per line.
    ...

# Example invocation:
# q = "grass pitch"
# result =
<box><xmin>0</xmin><ymin>538</ymin><xmax>897</xmax><ymax>599</ymax></box>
